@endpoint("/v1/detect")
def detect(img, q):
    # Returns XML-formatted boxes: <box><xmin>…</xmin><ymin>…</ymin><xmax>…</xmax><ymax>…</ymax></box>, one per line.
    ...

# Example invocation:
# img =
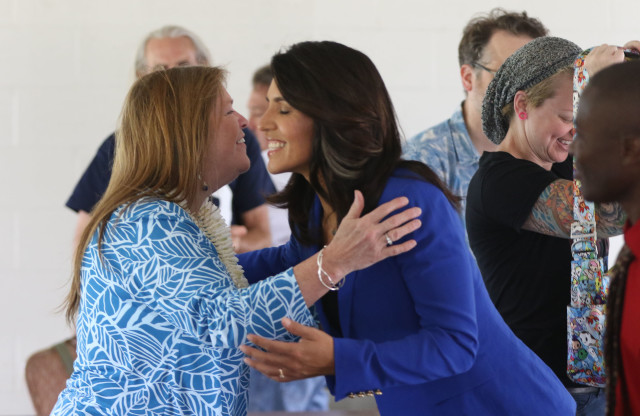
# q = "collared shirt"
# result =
<box><xmin>403</xmin><ymin>106</ymin><xmax>477</xmax><ymax>226</ymax></box>
<box><xmin>617</xmin><ymin>220</ymin><xmax>640</xmax><ymax>416</ymax></box>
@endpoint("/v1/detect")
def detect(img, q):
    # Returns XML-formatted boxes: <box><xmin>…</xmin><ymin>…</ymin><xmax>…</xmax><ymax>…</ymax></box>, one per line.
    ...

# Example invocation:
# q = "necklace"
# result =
<box><xmin>183</xmin><ymin>197</ymin><xmax>249</xmax><ymax>289</ymax></box>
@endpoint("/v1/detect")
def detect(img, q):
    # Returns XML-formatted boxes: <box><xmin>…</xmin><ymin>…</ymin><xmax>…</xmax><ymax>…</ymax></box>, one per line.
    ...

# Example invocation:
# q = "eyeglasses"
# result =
<box><xmin>472</xmin><ymin>62</ymin><xmax>497</xmax><ymax>75</ymax></box>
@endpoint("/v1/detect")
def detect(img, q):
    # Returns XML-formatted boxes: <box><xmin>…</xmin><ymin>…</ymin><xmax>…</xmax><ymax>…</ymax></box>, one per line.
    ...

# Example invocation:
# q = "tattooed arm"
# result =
<box><xmin>521</xmin><ymin>179</ymin><xmax>625</xmax><ymax>238</ymax></box>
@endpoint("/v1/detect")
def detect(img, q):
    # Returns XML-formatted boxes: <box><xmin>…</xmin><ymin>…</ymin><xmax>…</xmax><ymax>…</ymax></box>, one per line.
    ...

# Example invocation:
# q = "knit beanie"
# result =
<box><xmin>482</xmin><ymin>36</ymin><xmax>582</xmax><ymax>144</ymax></box>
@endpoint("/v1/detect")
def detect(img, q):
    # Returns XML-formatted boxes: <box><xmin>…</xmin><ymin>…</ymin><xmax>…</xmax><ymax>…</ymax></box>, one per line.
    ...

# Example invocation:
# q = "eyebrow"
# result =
<box><xmin>266</xmin><ymin>96</ymin><xmax>286</xmax><ymax>103</ymax></box>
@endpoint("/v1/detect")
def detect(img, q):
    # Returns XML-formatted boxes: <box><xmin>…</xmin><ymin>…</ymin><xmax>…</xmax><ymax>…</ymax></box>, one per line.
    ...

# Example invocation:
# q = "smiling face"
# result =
<box><xmin>518</xmin><ymin>74</ymin><xmax>574</xmax><ymax>168</ymax></box>
<box><xmin>259</xmin><ymin>81</ymin><xmax>314</xmax><ymax>179</ymax></box>
<box><xmin>202</xmin><ymin>88</ymin><xmax>250</xmax><ymax>192</ymax></box>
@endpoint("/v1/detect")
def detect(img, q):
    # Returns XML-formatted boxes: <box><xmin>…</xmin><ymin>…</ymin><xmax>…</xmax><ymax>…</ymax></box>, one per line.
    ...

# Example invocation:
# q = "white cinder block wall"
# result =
<box><xmin>1</xmin><ymin>0</ymin><xmax>635</xmax><ymax>413</ymax></box>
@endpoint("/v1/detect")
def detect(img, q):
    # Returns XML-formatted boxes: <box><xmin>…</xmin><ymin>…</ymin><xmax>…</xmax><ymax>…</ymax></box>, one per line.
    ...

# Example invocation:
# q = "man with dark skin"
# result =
<box><xmin>573</xmin><ymin>59</ymin><xmax>640</xmax><ymax>416</ymax></box>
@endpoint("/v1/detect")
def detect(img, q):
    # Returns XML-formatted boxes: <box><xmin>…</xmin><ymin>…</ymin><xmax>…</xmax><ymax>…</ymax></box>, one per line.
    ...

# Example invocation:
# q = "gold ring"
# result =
<box><xmin>278</xmin><ymin>368</ymin><xmax>285</xmax><ymax>379</ymax></box>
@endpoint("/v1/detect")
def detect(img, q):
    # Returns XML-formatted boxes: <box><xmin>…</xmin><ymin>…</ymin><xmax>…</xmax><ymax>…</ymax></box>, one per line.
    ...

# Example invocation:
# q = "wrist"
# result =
<box><xmin>319</xmin><ymin>245</ymin><xmax>347</xmax><ymax>281</ymax></box>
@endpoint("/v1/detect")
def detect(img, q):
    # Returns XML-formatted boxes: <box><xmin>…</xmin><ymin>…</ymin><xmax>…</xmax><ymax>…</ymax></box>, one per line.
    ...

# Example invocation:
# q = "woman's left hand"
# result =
<box><xmin>240</xmin><ymin>317</ymin><xmax>335</xmax><ymax>381</ymax></box>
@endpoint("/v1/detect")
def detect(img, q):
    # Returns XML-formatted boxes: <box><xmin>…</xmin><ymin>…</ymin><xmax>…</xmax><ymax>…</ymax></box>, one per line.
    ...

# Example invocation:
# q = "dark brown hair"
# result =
<box><xmin>458</xmin><ymin>8</ymin><xmax>548</xmax><ymax>67</ymax></box>
<box><xmin>269</xmin><ymin>41</ymin><xmax>459</xmax><ymax>245</ymax></box>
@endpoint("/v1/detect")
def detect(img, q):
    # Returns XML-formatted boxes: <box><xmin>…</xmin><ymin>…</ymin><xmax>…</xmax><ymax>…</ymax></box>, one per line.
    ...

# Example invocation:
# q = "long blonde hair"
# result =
<box><xmin>65</xmin><ymin>66</ymin><xmax>226</xmax><ymax>323</ymax></box>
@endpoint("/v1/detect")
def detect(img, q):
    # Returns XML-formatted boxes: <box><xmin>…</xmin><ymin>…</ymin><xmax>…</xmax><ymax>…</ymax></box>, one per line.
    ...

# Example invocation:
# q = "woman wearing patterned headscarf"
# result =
<box><xmin>466</xmin><ymin>36</ymin><xmax>636</xmax><ymax>414</ymax></box>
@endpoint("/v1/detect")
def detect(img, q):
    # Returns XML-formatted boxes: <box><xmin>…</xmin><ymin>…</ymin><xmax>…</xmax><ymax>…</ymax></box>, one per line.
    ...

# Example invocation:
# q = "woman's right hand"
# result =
<box><xmin>584</xmin><ymin>42</ymin><xmax>637</xmax><ymax>76</ymax></box>
<box><xmin>320</xmin><ymin>190</ymin><xmax>421</xmax><ymax>280</ymax></box>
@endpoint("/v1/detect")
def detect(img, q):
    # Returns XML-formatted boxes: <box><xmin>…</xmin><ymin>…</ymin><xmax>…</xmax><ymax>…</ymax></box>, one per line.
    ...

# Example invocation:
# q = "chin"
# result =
<box><xmin>581</xmin><ymin>186</ymin><xmax>605</xmax><ymax>204</ymax></box>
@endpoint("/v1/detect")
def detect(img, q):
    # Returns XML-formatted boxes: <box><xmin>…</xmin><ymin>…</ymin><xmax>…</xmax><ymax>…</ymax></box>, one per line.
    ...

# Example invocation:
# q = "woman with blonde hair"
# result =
<box><xmin>466</xmin><ymin>37</ymin><xmax>637</xmax><ymax>414</ymax></box>
<box><xmin>51</xmin><ymin>66</ymin><xmax>420</xmax><ymax>415</ymax></box>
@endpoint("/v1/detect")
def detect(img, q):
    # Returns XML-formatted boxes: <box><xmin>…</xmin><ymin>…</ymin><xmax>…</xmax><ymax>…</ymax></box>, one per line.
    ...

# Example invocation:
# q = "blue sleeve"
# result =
<box><xmin>238</xmin><ymin>236</ymin><xmax>305</xmax><ymax>284</ymax></box>
<box><xmin>228</xmin><ymin>129</ymin><xmax>276</xmax><ymax>224</ymax></box>
<box><xmin>66</xmin><ymin>134</ymin><xmax>115</xmax><ymax>212</ymax></box>
<box><xmin>331</xmin><ymin>179</ymin><xmax>479</xmax><ymax>398</ymax></box>
<box><xmin>102</xmin><ymin>204</ymin><xmax>315</xmax><ymax>347</ymax></box>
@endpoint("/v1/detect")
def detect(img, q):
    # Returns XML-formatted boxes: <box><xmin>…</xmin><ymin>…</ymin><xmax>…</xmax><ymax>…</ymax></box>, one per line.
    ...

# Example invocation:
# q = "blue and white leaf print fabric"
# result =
<box><xmin>52</xmin><ymin>199</ymin><xmax>314</xmax><ymax>415</ymax></box>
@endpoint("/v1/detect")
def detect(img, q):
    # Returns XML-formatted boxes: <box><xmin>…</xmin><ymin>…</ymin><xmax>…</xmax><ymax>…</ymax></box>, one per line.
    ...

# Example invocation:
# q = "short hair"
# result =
<box><xmin>252</xmin><ymin>65</ymin><xmax>273</xmax><ymax>88</ymax></box>
<box><xmin>66</xmin><ymin>66</ymin><xmax>226</xmax><ymax>323</ymax></box>
<box><xmin>134</xmin><ymin>25</ymin><xmax>211</xmax><ymax>77</ymax></box>
<box><xmin>583</xmin><ymin>60</ymin><xmax>640</xmax><ymax>138</ymax></box>
<box><xmin>458</xmin><ymin>8</ymin><xmax>548</xmax><ymax>67</ymax></box>
<box><xmin>501</xmin><ymin>65</ymin><xmax>573</xmax><ymax>122</ymax></box>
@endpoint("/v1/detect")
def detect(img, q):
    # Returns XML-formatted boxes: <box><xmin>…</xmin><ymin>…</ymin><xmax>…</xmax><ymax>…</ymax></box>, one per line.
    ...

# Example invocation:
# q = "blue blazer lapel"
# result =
<box><xmin>308</xmin><ymin>196</ymin><xmax>357</xmax><ymax>338</ymax></box>
<box><xmin>337</xmin><ymin>271</ymin><xmax>355</xmax><ymax>337</ymax></box>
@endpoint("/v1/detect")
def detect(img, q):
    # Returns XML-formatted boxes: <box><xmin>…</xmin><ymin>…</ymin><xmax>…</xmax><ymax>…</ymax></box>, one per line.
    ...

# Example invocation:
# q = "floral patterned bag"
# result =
<box><xmin>567</xmin><ymin>50</ymin><xmax>608</xmax><ymax>387</ymax></box>
<box><xmin>568</xmin><ymin>48</ymin><xmax>640</xmax><ymax>387</ymax></box>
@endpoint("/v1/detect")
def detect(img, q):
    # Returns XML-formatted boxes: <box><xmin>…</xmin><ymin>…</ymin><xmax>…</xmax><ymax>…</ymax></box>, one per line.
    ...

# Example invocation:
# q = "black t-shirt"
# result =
<box><xmin>466</xmin><ymin>151</ymin><xmax>581</xmax><ymax>388</ymax></box>
<box><xmin>66</xmin><ymin>129</ymin><xmax>275</xmax><ymax>225</ymax></box>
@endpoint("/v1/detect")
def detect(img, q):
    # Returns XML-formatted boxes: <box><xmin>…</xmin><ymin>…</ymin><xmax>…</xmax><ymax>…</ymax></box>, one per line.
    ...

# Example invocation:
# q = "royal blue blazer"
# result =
<box><xmin>239</xmin><ymin>170</ymin><xmax>576</xmax><ymax>415</ymax></box>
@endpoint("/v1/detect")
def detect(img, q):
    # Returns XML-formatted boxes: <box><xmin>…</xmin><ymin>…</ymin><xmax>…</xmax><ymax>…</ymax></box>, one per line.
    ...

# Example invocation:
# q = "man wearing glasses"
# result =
<box><xmin>404</xmin><ymin>8</ymin><xmax>547</xmax><ymax>226</ymax></box>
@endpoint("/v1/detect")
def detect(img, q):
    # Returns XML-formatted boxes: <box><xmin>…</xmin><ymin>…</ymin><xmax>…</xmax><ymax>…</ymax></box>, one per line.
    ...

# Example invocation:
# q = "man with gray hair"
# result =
<box><xmin>66</xmin><ymin>25</ymin><xmax>275</xmax><ymax>254</ymax></box>
<box><xmin>404</xmin><ymin>9</ymin><xmax>547</xmax><ymax>226</ymax></box>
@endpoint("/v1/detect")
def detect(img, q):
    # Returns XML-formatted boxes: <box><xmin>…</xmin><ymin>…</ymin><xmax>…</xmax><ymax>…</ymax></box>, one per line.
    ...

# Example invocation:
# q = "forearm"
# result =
<box><xmin>595</xmin><ymin>202</ymin><xmax>626</xmax><ymax>237</ymax></box>
<box><xmin>522</xmin><ymin>179</ymin><xmax>626</xmax><ymax>238</ymax></box>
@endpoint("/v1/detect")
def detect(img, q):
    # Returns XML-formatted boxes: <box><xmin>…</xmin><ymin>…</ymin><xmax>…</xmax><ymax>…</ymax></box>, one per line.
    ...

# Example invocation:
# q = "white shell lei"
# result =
<box><xmin>183</xmin><ymin>198</ymin><xmax>249</xmax><ymax>289</ymax></box>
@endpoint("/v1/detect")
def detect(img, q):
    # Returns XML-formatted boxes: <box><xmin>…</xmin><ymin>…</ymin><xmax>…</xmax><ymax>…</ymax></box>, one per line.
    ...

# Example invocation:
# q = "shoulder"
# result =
<box><xmin>116</xmin><ymin>199</ymin><xmax>190</xmax><ymax>225</ymax></box>
<box><xmin>405</xmin><ymin>119</ymin><xmax>453</xmax><ymax>157</ymax></box>
<box><xmin>383</xmin><ymin>169</ymin><xmax>452</xmax><ymax>212</ymax></box>
<box><xmin>478</xmin><ymin>152</ymin><xmax>561</xmax><ymax>185</ymax></box>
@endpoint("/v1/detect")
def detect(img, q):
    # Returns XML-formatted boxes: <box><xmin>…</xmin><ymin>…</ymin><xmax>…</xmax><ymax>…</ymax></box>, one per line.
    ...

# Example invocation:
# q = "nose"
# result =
<box><xmin>258</xmin><ymin>109</ymin><xmax>273</xmax><ymax>132</ymax></box>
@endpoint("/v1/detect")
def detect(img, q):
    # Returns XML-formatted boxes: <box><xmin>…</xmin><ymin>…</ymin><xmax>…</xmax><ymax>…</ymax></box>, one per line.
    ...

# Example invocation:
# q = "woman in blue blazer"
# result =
<box><xmin>239</xmin><ymin>41</ymin><xmax>576</xmax><ymax>415</ymax></box>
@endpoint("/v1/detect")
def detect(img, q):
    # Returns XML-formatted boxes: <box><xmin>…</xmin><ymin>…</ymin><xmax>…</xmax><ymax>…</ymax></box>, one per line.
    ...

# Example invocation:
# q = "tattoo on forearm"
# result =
<box><xmin>522</xmin><ymin>180</ymin><xmax>573</xmax><ymax>238</ymax></box>
<box><xmin>595</xmin><ymin>203</ymin><xmax>626</xmax><ymax>237</ymax></box>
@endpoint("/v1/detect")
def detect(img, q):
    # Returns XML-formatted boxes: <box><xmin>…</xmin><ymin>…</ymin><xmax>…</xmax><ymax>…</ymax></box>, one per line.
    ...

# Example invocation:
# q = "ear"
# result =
<box><xmin>513</xmin><ymin>90</ymin><xmax>528</xmax><ymax>115</ymax></box>
<box><xmin>460</xmin><ymin>64</ymin><xmax>475</xmax><ymax>93</ymax></box>
<box><xmin>621</xmin><ymin>135</ymin><xmax>640</xmax><ymax>165</ymax></box>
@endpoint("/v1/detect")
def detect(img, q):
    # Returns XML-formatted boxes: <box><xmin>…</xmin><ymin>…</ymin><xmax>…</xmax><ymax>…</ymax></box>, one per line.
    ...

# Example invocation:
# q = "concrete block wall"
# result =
<box><xmin>0</xmin><ymin>0</ymin><xmax>636</xmax><ymax>413</ymax></box>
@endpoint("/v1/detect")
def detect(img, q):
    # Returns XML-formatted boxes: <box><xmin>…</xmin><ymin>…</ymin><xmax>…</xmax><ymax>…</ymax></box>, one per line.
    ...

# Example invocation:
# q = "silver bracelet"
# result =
<box><xmin>317</xmin><ymin>246</ymin><xmax>344</xmax><ymax>291</ymax></box>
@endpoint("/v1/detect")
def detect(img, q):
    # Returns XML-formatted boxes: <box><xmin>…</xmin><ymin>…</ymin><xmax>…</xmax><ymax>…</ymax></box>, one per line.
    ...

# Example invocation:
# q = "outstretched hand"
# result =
<box><xmin>240</xmin><ymin>318</ymin><xmax>334</xmax><ymax>382</ymax></box>
<box><xmin>321</xmin><ymin>190</ymin><xmax>421</xmax><ymax>279</ymax></box>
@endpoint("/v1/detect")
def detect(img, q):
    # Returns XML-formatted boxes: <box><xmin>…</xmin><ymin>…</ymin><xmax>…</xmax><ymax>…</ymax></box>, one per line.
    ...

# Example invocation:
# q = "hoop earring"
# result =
<box><xmin>518</xmin><ymin>112</ymin><xmax>528</xmax><ymax>120</ymax></box>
